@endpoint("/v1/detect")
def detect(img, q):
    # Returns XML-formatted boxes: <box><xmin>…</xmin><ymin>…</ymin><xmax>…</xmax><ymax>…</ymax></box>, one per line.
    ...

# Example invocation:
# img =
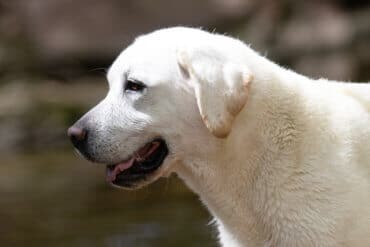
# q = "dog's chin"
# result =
<box><xmin>108</xmin><ymin>166</ymin><xmax>166</xmax><ymax>190</ymax></box>
<box><xmin>105</xmin><ymin>138</ymin><xmax>169</xmax><ymax>190</ymax></box>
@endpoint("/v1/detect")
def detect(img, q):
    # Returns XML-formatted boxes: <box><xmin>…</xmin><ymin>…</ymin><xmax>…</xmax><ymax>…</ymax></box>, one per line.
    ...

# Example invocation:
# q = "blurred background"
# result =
<box><xmin>0</xmin><ymin>0</ymin><xmax>369</xmax><ymax>246</ymax></box>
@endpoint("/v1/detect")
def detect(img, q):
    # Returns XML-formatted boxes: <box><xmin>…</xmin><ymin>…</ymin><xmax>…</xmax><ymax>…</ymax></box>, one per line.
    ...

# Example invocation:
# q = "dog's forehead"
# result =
<box><xmin>107</xmin><ymin>37</ymin><xmax>180</xmax><ymax>87</ymax></box>
<box><xmin>107</xmin><ymin>27</ymin><xmax>220</xmax><ymax>86</ymax></box>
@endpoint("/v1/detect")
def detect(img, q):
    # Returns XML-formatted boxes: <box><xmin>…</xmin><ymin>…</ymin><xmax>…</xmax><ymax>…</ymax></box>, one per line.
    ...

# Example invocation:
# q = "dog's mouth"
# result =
<box><xmin>106</xmin><ymin>139</ymin><xmax>169</xmax><ymax>188</ymax></box>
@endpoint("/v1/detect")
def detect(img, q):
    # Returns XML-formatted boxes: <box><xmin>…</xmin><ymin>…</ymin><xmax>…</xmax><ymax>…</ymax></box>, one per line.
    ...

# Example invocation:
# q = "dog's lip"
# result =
<box><xmin>106</xmin><ymin>140</ymin><xmax>161</xmax><ymax>182</ymax></box>
<box><xmin>105</xmin><ymin>139</ymin><xmax>169</xmax><ymax>188</ymax></box>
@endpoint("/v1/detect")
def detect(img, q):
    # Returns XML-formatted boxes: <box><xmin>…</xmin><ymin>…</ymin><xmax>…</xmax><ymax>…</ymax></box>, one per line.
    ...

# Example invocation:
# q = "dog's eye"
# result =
<box><xmin>125</xmin><ymin>80</ymin><xmax>146</xmax><ymax>92</ymax></box>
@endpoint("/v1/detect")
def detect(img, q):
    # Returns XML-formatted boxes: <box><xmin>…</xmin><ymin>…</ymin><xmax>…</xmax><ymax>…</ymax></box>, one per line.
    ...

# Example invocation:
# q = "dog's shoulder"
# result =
<box><xmin>340</xmin><ymin>83</ymin><xmax>370</xmax><ymax>113</ymax></box>
<box><xmin>318</xmin><ymin>79</ymin><xmax>370</xmax><ymax>113</ymax></box>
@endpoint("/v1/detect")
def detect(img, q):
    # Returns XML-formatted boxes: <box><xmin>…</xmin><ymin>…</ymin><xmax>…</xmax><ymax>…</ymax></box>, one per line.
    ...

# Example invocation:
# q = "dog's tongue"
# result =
<box><xmin>106</xmin><ymin>141</ymin><xmax>161</xmax><ymax>182</ymax></box>
<box><xmin>106</xmin><ymin>158</ymin><xmax>135</xmax><ymax>182</ymax></box>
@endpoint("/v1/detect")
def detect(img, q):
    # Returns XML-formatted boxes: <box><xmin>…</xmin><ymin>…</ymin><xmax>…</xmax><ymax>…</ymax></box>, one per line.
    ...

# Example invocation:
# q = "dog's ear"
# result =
<box><xmin>177</xmin><ymin>46</ymin><xmax>252</xmax><ymax>138</ymax></box>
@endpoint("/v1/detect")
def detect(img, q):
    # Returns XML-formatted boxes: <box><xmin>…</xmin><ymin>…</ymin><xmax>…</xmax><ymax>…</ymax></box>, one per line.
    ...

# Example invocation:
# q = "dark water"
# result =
<box><xmin>0</xmin><ymin>150</ymin><xmax>215</xmax><ymax>247</ymax></box>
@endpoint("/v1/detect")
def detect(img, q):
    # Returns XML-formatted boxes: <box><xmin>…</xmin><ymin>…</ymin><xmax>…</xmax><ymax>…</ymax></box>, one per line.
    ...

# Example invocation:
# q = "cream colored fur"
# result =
<box><xmin>81</xmin><ymin>27</ymin><xmax>370</xmax><ymax>246</ymax></box>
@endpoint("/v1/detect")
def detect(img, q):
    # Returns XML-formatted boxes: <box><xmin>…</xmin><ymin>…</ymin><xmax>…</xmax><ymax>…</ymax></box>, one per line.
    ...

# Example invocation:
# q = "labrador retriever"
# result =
<box><xmin>68</xmin><ymin>27</ymin><xmax>370</xmax><ymax>247</ymax></box>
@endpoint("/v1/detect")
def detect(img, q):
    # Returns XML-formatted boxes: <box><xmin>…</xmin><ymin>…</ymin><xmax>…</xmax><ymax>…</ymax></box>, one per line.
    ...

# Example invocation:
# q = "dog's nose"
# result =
<box><xmin>67</xmin><ymin>126</ymin><xmax>87</xmax><ymax>147</ymax></box>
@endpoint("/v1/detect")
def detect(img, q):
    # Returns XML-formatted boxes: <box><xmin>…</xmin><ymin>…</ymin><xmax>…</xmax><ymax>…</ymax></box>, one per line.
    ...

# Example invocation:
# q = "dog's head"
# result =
<box><xmin>68</xmin><ymin>27</ymin><xmax>252</xmax><ymax>189</ymax></box>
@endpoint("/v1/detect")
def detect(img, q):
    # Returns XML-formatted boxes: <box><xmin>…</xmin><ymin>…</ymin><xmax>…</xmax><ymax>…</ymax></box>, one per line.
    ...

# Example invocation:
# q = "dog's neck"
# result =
<box><xmin>175</xmin><ymin>56</ymin><xmax>312</xmax><ymax>245</ymax></box>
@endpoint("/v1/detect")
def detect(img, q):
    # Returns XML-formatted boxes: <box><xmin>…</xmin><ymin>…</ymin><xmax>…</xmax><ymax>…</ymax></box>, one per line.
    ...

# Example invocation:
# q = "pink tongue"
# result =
<box><xmin>106</xmin><ymin>158</ymin><xmax>135</xmax><ymax>182</ymax></box>
<box><xmin>106</xmin><ymin>141</ymin><xmax>161</xmax><ymax>183</ymax></box>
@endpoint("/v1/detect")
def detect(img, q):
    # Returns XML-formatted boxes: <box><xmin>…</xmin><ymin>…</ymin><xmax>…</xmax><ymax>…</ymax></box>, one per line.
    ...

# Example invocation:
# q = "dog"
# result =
<box><xmin>68</xmin><ymin>27</ymin><xmax>370</xmax><ymax>246</ymax></box>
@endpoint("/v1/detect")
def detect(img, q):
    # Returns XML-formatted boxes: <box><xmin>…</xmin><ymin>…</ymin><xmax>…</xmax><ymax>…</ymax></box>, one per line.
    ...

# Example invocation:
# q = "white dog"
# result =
<box><xmin>68</xmin><ymin>27</ymin><xmax>370</xmax><ymax>246</ymax></box>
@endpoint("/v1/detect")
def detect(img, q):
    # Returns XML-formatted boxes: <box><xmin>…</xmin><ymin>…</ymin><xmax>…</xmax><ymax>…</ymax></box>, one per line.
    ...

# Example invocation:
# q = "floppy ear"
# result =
<box><xmin>177</xmin><ymin>47</ymin><xmax>252</xmax><ymax>138</ymax></box>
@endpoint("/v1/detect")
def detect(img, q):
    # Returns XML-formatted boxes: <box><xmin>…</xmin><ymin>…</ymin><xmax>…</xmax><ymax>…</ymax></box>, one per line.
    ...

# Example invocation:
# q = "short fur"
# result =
<box><xmin>72</xmin><ymin>27</ymin><xmax>370</xmax><ymax>246</ymax></box>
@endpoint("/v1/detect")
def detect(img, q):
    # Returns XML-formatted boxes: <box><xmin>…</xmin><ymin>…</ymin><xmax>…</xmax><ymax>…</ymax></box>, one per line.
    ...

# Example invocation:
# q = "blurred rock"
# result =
<box><xmin>231</xmin><ymin>0</ymin><xmax>370</xmax><ymax>81</ymax></box>
<box><xmin>0</xmin><ymin>78</ymin><xmax>106</xmax><ymax>153</ymax></box>
<box><xmin>1</xmin><ymin>0</ymin><xmax>369</xmax><ymax>81</ymax></box>
<box><xmin>4</xmin><ymin>0</ymin><xmax>253</xmax><ymax>63</ymax></box>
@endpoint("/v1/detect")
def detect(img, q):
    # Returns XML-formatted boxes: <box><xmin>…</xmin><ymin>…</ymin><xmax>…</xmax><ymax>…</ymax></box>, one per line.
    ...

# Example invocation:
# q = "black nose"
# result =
<box><xmin>67</xmin><ymin>126</ymin><xmax>87</xmax><ymax>149</ymax></box>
